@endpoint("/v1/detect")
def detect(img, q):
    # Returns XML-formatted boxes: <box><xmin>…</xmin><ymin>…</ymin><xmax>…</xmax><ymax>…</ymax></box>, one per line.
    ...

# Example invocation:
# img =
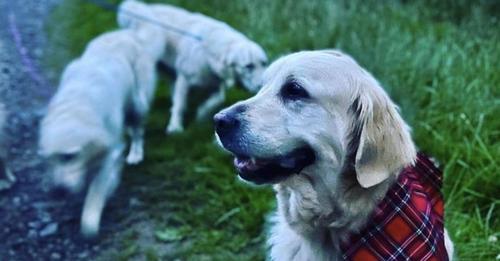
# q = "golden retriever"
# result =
<box><xmin>215</xmin><ymin>50</ymin><xmax>454</xmax><ymax>260</ymax></box>
<box><xmin>39</xmin><ymin>4</ymin><xmax>166</xmax><ymax>237</ymax></box>
<box><xmin>118</xmin><ymin>0</ymin><xmax>268</xmax><ymax>134</ymax></box>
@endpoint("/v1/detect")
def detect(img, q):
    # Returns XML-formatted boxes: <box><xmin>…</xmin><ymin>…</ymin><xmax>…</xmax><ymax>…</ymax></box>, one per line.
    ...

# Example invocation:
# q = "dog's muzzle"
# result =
<box><xmin>214</xmin><ymin>107</ymin><xmax>316</xmax><ymax>184</ymax></box>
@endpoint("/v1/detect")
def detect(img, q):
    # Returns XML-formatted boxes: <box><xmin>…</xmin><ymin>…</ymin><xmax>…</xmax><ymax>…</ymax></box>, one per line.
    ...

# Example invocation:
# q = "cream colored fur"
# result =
<box><xmin>39</xmin><ymin>7</ymin><xmax>166</xmax><ymax>237</ymax></box>
<box><xmin>118</xmin><ymin>0</ymin><xmax>268</xmax><ymax>134</ymax></box>
<box><xmin>218</xmin><ymin>50</ymin><xmax>453</xmax><ymax>260</ymax></box>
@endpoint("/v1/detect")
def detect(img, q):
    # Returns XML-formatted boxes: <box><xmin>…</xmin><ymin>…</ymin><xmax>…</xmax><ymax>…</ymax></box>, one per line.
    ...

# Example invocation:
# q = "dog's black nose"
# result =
<box><xmin>214</xmin><ymin>105</ymin><xmax>246</xmax><ymax>136</ymax></box>
<box><xmin>214</xmin><ymin>111</ymin><xmax>239</xmax><ymax>134</ymax></box>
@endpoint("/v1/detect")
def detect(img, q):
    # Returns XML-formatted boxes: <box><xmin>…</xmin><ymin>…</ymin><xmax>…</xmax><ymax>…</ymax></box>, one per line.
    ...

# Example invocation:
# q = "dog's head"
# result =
<box><xmin>224</xmin><ymin>40</ymin><xmax>268</xmax><ymax>93</ymax></box>
<box><xmin>39</xmin><ymin>108</ymin><xmax>110</xmax><ymax>193</ymax></box>
<box><xmin>215</xmin><ymin>50</ymin><xmax>415</xmax><ymax>188</ymax></box>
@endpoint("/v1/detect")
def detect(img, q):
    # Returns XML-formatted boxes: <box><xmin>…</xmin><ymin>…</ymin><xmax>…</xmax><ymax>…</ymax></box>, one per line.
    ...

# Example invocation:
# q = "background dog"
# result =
<box><xmin>0</xmin><ymin>102</ymin><xmax>15</xmax><ymax>191</ymax></box>
<box><xmin>39</xmin><ymin>5</ymin><xmax>166</xmax><ymax>237</ymax></box>
<box><xmin>215</xmin><ymin>50</ymin><xmax>454</xmax><ymax>260</ymax></box>
<box><xmin>118</xmin><ymin>0</ymin><xmax>268</xmax><ymax>134</ymax></box>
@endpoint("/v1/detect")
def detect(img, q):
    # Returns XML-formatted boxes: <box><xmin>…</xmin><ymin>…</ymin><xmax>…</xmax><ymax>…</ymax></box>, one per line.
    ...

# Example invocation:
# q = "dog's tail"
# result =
<box><xmin>117</xmin><ymin>0</ymin><xmax>154</xmax><ymax>29</ymax></box>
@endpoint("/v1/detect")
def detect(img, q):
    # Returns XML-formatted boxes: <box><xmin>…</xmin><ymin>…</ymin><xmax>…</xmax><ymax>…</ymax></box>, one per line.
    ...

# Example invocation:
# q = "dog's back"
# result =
<box><xmin>118</xmin><ymin>0</ymin><xmax>168</xmax><ymax>61</ymax></box>
<box><xmin>123</xmin><ymin>0</ymin><xmax>248</xmax><ymax>68</ymax></box>
<box><xmin>44</xmin><ymin>30</ymin><xmax>142</xmax><ymax>138</ymax></box>
<box><xmin>127</xmin><ymin>1</ymin><xmax>201</xmax><ymax>67</ymax></box>
<box><xmin>150</xmin><ymin>3</ymin><xmax>247</xmax><ymax>43</ymax></box>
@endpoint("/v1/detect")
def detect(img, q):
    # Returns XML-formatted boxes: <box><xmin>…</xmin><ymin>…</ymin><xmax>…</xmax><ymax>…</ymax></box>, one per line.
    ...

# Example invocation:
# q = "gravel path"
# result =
<box><xmin>0</xmin><ymin>1</ymin><xmax>119</xmax><ymax>259</ymax></box>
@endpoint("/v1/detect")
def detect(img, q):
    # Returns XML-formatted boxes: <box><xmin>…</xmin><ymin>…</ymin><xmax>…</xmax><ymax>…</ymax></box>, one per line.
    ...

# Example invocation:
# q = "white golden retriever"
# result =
<box><xmin>215</xmin><ymin>50</ymin><xmax>454</xmax><ymax>260</ymax></box>
<box><xmin>118</xmin><ymin>0</ymin><xmax>268</xmax><ymax>134</ymax></box>
<box><xmin>0</xmin><ymin>103</ymin><xmax>15</xmax><ymax>191</ymax></box>
<box><xmin>39</xmin><ymin>4</ymin><xmax>166</xmax><ymax>237</ymax></box>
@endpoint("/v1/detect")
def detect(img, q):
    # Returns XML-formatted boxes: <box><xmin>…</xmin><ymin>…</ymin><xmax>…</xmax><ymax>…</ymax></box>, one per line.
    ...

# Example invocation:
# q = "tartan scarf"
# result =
<box><xmin>340</xmin><ymin>153</ymin><xmax>449</xmax><ymax>261</ymax></box>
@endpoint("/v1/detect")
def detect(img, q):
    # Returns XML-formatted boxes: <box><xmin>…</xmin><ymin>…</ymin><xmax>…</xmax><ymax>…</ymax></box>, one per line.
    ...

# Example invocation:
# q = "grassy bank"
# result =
<box><xmin>46</xmin><ymin>0</ymin><xmax>499</xmax><ymax>259</ymax></box>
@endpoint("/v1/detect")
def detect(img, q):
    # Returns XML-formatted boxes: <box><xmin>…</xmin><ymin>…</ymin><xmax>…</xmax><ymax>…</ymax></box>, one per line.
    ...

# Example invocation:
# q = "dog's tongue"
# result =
<box><xmin>234</xmin><ymin>157</ymin><xmax>269</xmax><ymax>172</ymax></box>
<box><xmin>234</xmin><ymin>152</ymin><xmax>308</xmax><ymax>173</ymax></box>
<box><xmin>232</xmin><ymin>148</ymin><xmax>316</xmax><ymax>184</ymax></box>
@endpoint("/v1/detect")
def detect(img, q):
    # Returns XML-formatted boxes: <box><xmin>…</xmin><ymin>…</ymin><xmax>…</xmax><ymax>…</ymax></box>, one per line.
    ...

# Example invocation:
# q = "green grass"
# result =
<box><xmin>46</xmin><ymin>0</ymin><xmax>499</xmax><ymax>260</ymax></box>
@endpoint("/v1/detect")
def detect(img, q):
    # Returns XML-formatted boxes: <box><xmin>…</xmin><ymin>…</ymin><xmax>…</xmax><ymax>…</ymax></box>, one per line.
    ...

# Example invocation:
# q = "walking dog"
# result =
<box><xmin>39</xmin><ymin>3</ymin><xmax>166</xmax><ymax>236</ymax></box>
<box><xmin>118</xmin><ymin>0</ymin><xmax>268</xmax><ymax>134</ymax></box>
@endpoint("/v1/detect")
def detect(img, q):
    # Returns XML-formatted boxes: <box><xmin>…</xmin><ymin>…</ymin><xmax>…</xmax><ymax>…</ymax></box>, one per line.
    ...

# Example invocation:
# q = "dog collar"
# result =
<box><xmin>340</xmin><ymin>153</ymin><xmax>449</xmax><ymax>261</ymax></box>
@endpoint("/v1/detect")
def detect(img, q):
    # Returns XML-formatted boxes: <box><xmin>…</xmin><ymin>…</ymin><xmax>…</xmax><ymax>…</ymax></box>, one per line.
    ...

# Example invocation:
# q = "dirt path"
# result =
<box><xmin>0</xmin><ymin>1</ymin><xmax>122</xmax><ymax>259</ymax></box>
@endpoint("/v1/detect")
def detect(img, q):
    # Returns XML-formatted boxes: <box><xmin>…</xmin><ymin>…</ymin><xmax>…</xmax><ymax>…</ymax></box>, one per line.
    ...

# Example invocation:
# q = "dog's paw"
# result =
<box><xmin>126</xmin><ymin>151</ymin><xmax>143</xmax><ymax>165</ymax></box>
<box><xmin>0</xmin><ymin>168</ymin><xmax>16</xmax><ymax>191</ymax></box>
<box><xmin>166</xmin><ymin>124</ymin><xmax>184</xmax><ymax>134</ymax></box>
<box><xmin>81</xmin><ymin>217</ymin><xmax>99</xmax><ymax>238</ymax></box>
<box><xmin>81</xmin><ymin>196</ymin><xmax>103</xmax><ymax>238</ymax></box>
<box><xmin>0</xmin><ymin>180</ymin><xmax>14</xmax><ymax>191</ymax></box>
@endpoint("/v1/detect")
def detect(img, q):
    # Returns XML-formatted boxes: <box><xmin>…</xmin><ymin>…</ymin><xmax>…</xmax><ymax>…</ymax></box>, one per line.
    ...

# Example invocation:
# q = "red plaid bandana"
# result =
<box><xmin>340</xmin><ymin>153</ymin><xmax>449</xmax><ymax>261</ymax></box>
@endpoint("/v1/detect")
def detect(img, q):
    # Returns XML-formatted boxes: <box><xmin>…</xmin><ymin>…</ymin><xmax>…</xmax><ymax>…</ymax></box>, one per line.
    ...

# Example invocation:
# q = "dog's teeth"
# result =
<box><xmin>250</xmin><ymin>157</ymin><xmax>257</xmax><ymax>165</ymax></box>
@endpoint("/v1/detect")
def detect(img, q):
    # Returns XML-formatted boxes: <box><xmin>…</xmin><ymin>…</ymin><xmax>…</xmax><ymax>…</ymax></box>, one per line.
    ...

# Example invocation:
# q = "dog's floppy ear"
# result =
<box><xmin>349</xmin><ymin>81</ymin><xmax>416</xmax><ymax>188</ymax></box>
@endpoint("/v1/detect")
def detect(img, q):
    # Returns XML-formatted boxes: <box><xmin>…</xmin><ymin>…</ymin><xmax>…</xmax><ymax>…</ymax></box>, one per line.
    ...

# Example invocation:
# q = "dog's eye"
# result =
<box><xmin>280</xmin><ymin>81</ymin><xmax>309</xmax><ymax>100</ymax></box>
<box><xmin>58</xmin><ymin>153</ymin><xmax>77</xmax><ymax>162</ymax></box>
<box><xmin>245</xmin><ymin>63</ymin><xmax>255</xmax><ymax>70</ymax></box>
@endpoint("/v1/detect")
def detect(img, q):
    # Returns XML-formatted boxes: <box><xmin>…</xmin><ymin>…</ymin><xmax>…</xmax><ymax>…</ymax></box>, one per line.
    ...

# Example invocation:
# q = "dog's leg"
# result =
<box><xmin>125</xmin><ymin>103</ymin><xmax>147</xmax><ymax>165</ymax></box>
<box><xmin>196</xmin><ymin>85</ymin><xmax>226</xmax><ymax>121</ymax></box>
<box><xmin>126</xmin><ymin>56</ymin><xmax>156</xmax><ymax>165</ymax></box>
<box><xmin>81</xmin><ymin>144</ymin><xmax>124</xmax><ymax>237</ymax></box>
<box><xmin>126</xmin><ymin>127</ymin><xmax>144</xmax><ymax>165</ymax></box>
<box><xmin>166</xmin><ymin>75</ymin><xmax>189</xmax><ymax>134</ymax></box>
<box><xmin>0</xmin><ymin>158</ymin><xmax>15</xmax><ymax>191</ymax></box>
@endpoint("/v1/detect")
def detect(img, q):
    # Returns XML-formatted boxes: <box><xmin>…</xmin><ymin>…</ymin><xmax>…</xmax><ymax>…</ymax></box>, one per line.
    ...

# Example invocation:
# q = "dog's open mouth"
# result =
<box><xmin>231</xmin><ymin>147</ymin><xmax>315</xmax><ymax>184</ymax></box>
